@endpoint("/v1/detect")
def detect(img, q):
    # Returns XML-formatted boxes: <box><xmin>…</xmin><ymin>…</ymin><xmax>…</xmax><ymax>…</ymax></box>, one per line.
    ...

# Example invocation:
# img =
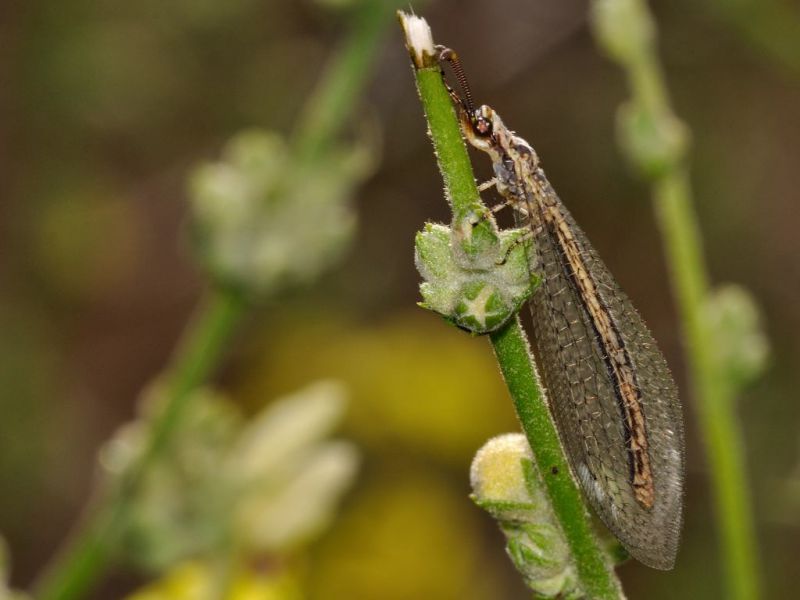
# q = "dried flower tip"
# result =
<box><xmin>399</xmin><ymin>12</ymin><xmax>435</xmax><ymax>69</ymax></box>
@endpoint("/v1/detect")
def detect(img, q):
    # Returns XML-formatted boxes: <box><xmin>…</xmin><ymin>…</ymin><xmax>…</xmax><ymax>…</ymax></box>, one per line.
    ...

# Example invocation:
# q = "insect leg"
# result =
<box><xmin>478</xmin><ymin>178</ymin><xmax>497</xmax><ymax>192</ymax></box>
<box><xmin>496</xmin><ymin>228</ymin><xmax>533</xmax><ymax>265</ymax></box>
<box><xmin>490</xmin><ymin>200</ymin><xmax>515</xmax><ymax>215</ymax></box>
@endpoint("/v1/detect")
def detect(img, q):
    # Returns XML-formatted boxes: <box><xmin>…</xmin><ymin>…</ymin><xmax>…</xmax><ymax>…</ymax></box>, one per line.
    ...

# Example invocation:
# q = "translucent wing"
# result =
<box><xmin>520</xmin><ymin>188</ymin><xmax>685</xmax><ymax>569</ymax></box>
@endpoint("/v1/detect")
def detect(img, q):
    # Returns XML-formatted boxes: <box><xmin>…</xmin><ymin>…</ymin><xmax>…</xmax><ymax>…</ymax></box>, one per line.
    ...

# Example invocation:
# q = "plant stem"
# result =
<box><xmin>591</xmin><ymin>1</ymin><xmax>762</xmax><ymax>597</ymax></box>
<box><xmin>489</xmin><ymin>320</ymin><xmax>623</xmax><ymax>599</ymax></box>
<box><xmin>35</xmin><ymin>291</ymin><xmax>246</xmax><ymax>600</ymax></box>
<box><xmin>35</xmin><ymin>2</ymin><xmax>398</xmax><ymax>596</ymax></box>
<box><xmin>293</xmin><ymin>0</ymin><xmax>398</xmax><ymax>163</ymax></box>
<box><xmin>653</xmin><ymin>172</ymin><xmax>760</xmax><ymax>600</ymax></box>
<box><xmin>404</xmin><ymin>24</ymin><xmax>622</xmax><ymax>598</ymax></box>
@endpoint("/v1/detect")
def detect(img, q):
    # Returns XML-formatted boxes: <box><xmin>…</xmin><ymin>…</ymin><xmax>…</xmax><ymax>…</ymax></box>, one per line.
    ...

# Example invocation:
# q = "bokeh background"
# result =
<box><xmin>2</xmin><ymin>0</ymin><xmax>799</xmax><ymax>598</ymax></box>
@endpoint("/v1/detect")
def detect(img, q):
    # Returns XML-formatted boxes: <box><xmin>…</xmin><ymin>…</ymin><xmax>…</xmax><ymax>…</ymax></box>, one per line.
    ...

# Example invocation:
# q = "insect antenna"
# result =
<box><xmin>436</xmin><ymin>46</ymin><xmax>476</xmax><ymax>114</ymax></box>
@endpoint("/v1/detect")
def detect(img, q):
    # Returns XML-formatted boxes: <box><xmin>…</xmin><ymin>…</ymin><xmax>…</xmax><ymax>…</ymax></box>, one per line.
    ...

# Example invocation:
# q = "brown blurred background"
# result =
<box><xmin>1</xmin><ymin>0</ymin><xmax>799</xmax><ymax>598</ymax></box>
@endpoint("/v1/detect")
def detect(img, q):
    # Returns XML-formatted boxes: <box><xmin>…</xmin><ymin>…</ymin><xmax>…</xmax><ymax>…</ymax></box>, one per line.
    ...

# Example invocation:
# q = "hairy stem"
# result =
<box><xmin>489</xmin><ymin>320</ymin><xmax>623</xmax><ymax>599</ymax></box>
<box><xmin>403</xmin><ymin>16</ymin><xmax>623</xmax><ymax>598</ymax></box>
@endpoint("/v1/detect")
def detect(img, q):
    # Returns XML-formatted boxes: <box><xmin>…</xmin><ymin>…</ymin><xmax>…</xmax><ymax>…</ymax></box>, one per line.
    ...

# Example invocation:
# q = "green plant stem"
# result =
<box><xmin>409</xmin><ymin>54</ymin><xmax>622</xmax><ymax>599</ymax></box>
<box><xmin>591</xmin><ymin>1</ymin><xmax>761</xmax><ymax>597</ymax></box>
<box><xmin>35</xmin><ymin>290</ymin><xmax>246</xmax><ymax>600</ymax></box>
<box><xmin>293</xmin><ymin>0</ymin><xmax>399</xmax><ymax>162</ymax></box>
<box><xmin>489</xmin><ymin>320</ymin><xmax>623</xmax><ymax>599</ymax></box>
<box><xmin>653</xmin><ymin>172</ymin><xmax>759</xmax><ymax>600</ymax></box>
<box><xmin>35</xmin><ymin>3</ymin><xmax>398</xmax><ymax>597</ymax></box>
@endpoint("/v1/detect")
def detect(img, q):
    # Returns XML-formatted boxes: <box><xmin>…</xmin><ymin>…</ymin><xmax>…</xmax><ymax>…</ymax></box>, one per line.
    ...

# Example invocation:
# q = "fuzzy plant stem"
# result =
<box><xmin>591</xmin><ymin>1</ymin><xmax>761</xmax><ymax>598</ymax></box>
<box><xmin>401</xmin><ymin>15</ymin><xmax>623</xmax><ymax>599</ymax></box>
<box><xmin>34</xmin><ymin>3</ymin><xmax>397</xmax><ymax>598</ymax></box>
<box><xmin>293</xmin><ymin>0</ymin><xmax>397</xmax><ymax>162</ymax></box>
<box><xmin>35</xmin><ymin>291</ymin><xmax>246</xmax><ymax>600</ymax></box>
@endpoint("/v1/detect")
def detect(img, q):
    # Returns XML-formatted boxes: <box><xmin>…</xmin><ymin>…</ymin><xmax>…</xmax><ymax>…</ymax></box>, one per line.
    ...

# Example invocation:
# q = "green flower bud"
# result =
<box><xmin>616</xmin><ymin>101</ymin><xmax>689</xmax><ymax>180</ymax></box>
<box><xmin>190</xmin><ymin>129</ymin><xmax>374</xmax><ymax>298</ymax></box>
<box><xmin>471</xmin><ymin>434</ymin><xmax>580</xmax><ymax>598</ymax></box>
<box><xmin>705</xmin><ymin>284</ymin><xmax>770</xmax><ymax>390</ymax></box>
<box><xmin>415</xmin><ymin>217</ymin><xmax>537</xmax><ymax>334</ymax></box>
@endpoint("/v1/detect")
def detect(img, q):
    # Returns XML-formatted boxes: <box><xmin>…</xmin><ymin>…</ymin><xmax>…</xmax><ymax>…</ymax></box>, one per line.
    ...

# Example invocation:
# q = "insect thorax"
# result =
<box><xmin>491</xmin><ymin>132</ymin><xmax>542</xmax><ymax>219</ymax></box>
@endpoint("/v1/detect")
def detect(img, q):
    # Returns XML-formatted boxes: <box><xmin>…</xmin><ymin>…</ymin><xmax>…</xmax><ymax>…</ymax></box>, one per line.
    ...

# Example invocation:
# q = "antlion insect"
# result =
<box><xmin>437</xmin><ymin>46</ymin><xmax>685</xmax><ymax>570</ymax></box>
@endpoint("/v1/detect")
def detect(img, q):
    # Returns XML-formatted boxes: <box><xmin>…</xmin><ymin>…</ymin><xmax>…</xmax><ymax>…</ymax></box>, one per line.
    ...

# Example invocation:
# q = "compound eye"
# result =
<box><xmin>471</xmin><ymin>106</ymin><xmax>494</xmax><ymax>137</ymax></box>
<box><xmin>474</xmin><ymin>117</ymin><xmax>492</xmax><ymax>136</ymax></box>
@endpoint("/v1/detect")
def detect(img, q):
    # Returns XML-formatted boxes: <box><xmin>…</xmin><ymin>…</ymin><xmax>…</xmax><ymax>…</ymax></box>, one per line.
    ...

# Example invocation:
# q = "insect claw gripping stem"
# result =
<box><xmin>496</xmin><ymin>229</ymin><xmax>534</xmax><ymax>266</ymax></box>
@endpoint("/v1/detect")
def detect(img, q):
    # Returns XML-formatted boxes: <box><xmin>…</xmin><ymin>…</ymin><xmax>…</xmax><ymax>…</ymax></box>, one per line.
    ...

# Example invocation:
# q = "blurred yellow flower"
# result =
<box><xmin>237</xmin><ymin>313</ymin><xmax>518</xmax><ymax>468</ymax></box>
<box><xmin>128</xmin><ymin>561</ymin><xmax>303</xmax><ymax>600</ymax></box>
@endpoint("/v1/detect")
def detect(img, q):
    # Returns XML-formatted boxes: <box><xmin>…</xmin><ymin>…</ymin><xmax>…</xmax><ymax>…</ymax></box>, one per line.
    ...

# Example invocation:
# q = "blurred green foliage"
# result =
<box><xmin>101</xmin><ymin>382</ymin><xmax>357</xmax><ymax>573</ymax></box>
<box><xmin>705</xmin><ymin>284</ymin><xmax>770</xmax><ymax>390</ymax></box>
<box><xmin>190</xmin><ymin>129</ymin><xmax>373</xmax><ymax>296</ymax></box>
<box><xmin>235</xmin><ymin>313</ymin><xmax>526</xmax><ymax>596</ymax></box>
<box><xmin>2</xmin><ymin>0</ymin><xmax>800</xmax><ymax>598</ymax></box>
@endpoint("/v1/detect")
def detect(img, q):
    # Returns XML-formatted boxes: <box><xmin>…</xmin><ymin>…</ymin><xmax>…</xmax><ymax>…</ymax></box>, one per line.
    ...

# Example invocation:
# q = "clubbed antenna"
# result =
<box><xmin>436</xmin><ymin>46</ymin><xmax>475</xmax><ymax>113</ymax></box>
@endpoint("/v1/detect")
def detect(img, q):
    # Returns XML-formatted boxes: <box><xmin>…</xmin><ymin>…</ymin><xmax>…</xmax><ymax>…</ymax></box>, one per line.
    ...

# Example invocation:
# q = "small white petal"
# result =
<box><xmin>400</xmin><ymin>13</ymin><xmax>435</xmax><ymax>67</ymax></box>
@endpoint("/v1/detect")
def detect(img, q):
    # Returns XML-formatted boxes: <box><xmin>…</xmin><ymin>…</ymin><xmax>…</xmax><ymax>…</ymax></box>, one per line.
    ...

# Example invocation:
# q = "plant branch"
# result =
<box><xmin>653</xmin><ymin>172</ymin><xmax>760</xmax><ymax>600</ymax></box>
<box><xmin>293</xmin><ymin>0</ymin><xmax>398</xmax><ymax>162</ymax></box>
<box><xmin>34</xmin><ymin>2</ymin><xmax>397</xmax><ymax>596</ymax></box>
<box><xmin>591</xmin><ymin>1</ymin><xmax>761</xmax><ymax>598</ymax></box>
<box><xmin>35</xmin><ymin>291</ymin><xmax>246</xmax><ymax>600</ymax></box>
<box><xmin>489</xmin><ymin>320</ymin><xmax>623</xmax><ymax>599</ymax></box>
<box><xmin>401</xmin><ymin>13</ymin><xmax>622</xmax><ymax>599</ymax></box>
